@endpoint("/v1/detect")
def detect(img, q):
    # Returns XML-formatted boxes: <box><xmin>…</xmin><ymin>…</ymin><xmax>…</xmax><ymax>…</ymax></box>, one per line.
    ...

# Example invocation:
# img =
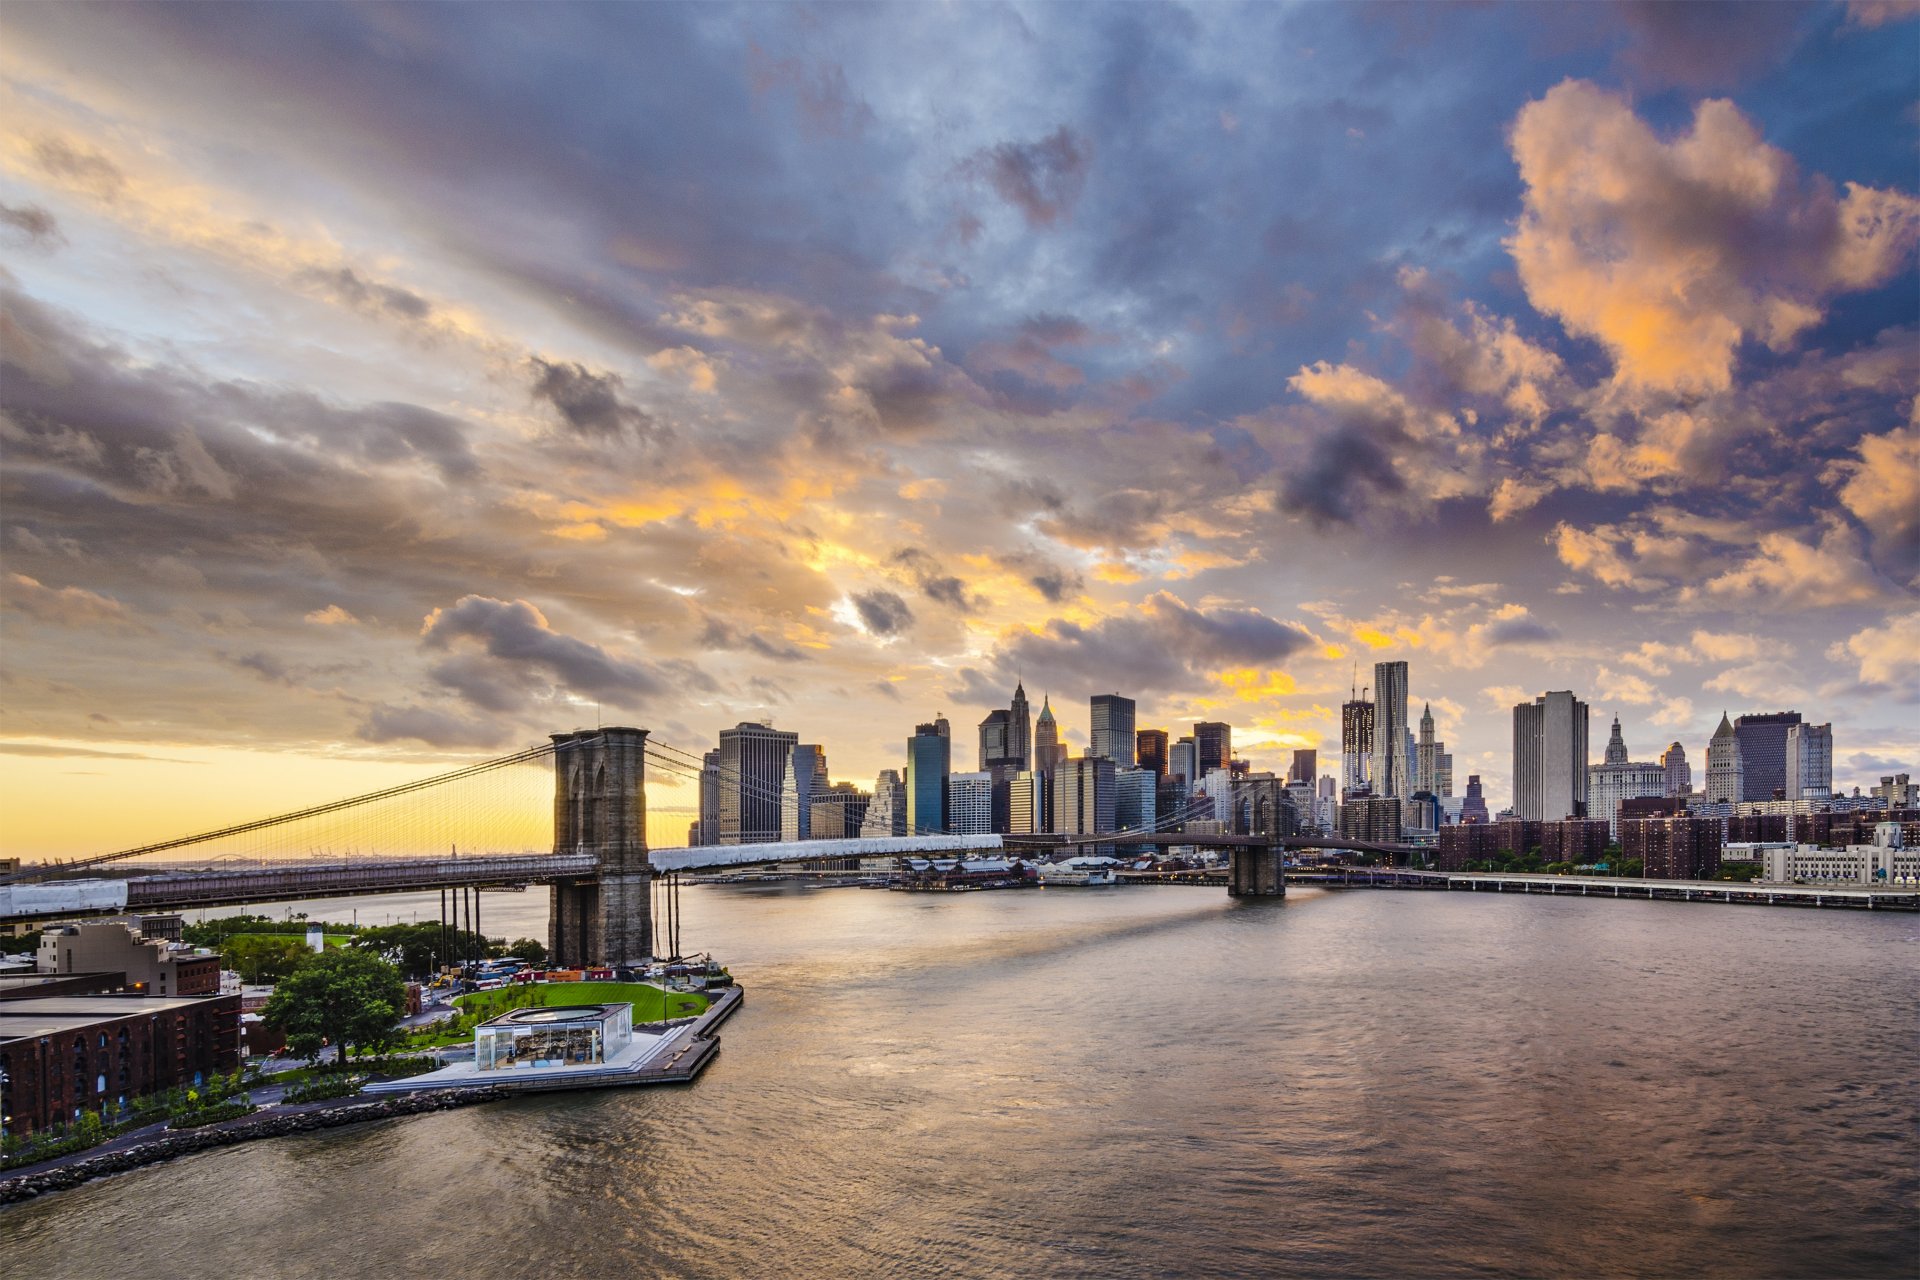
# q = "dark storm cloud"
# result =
<box><xmin>1485</xmin><ymin>616</ymin><xmax>1560</xmax><ymax>647</ymax></box>
<box><xmin>421</xmin><ymin>595</ymin><xmax>667</xmax><ymax>703</ymax></box>
<box><xmin>527</xmin><ymin>358</ymin><xmax>660</xmax><ymax>442</ymax></box>
<box><xmin>295</xmin><ymin>266</ymin><xmax>433</xmax><ymax>322</ymax></box>
<box><xmin>994</xmin><ymin>549</ymin><xmax>1084</xmax><ymax>604</ymax></box>
<box><xmin>892</xmin><ymin>548</ymin><xmax>975</xmax><ymax>610</ymax></box>
<box><xmin>963</xmin><ymin>125</ymin><xmax>1093</xmax><ymax>229</ymax></box>
<box><xmin>1000</xmin><ymin>593</ymin><xmax>1312</xmax><ymax>695</ymax></box>
<box><xmin>1280</xmin><ymin>428</ymin><xmax>1407</xmax><ymax>526</ymax></box>
<box><xmin>697</xmin><ymin>615</ymin><xmax>810</xmax><ymax>662</ymax></box>
<box><xmin>0</xmin><ymin>202</ymin><xmax>63</xmax><ymax>246</ymax></box>
<box><xmin>851</xmin><ymin>590</ymin><xmax>913</xmax><ymax>637</ymax></box>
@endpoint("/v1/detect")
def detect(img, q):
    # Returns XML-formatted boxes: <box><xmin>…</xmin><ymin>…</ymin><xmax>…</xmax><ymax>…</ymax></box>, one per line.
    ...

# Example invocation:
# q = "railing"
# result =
<box><xmin>123</xmin><ymin>852</ymin><xmax>596</xmax><ymax>908</ymax></box>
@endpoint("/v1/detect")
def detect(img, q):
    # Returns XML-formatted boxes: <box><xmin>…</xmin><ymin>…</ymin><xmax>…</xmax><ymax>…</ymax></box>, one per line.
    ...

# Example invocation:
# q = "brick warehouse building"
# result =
<box><xmin>0</xmin><ymin>993</ymin><xmax>240</xmax><ymax>1135</ymax></box>
<box><xmin>1623</xmin><ymin>816</ymin><xmax>1723</xmax><ymax>881</ymax></box>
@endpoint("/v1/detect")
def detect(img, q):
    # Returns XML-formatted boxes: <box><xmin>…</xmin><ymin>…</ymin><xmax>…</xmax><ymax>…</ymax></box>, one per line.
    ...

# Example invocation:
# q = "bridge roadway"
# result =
<box><xmin>0</xmin><ymin>832</ymin><xmax>1415</xmax><ymax>922</ymax></box>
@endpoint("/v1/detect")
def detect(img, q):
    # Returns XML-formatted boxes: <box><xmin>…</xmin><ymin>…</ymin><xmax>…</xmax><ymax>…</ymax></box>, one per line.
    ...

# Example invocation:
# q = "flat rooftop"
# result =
<box><xmin>0</xmin><ymin>994</ymin><xmax>230</xmax><ymax>1042</ymax></box>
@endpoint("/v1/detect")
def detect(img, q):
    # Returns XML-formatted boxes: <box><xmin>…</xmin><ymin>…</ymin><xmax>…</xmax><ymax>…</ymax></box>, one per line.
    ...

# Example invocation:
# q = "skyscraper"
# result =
<box><xmin>1372</xmin><ymin>661</ymin><xmax>1410</xmax><ymax>799</ymax></box>
<box><xmin>1034</xmin><ymin>695</ymin><xmax>1066</xmax><ymax>774</ymax></box>
<box><xmin>1009</xmin><ymin>680</ymin><xmax>1032</xmax><ymax>771</ymax></box>
<box><xmin>1415</xmin><ymin>703</ymin><xmax>1440</xmax><ymax>795</ymax></box>
<box><xmin>1341</xmin><ymin>690</ymin><xmax>1373</xmax><ymax>796</ymax></box>
<box><xmin>696</xmin><ymin>748</ymin><xmax>725</xmax><ymax>846</ymax></box>
<box><xmin>1289</xmin><ymin>748</ymin><xmax>1317</xmax><ymax>785</ymax></box>
<box><xmin>1194</xmin><ymin>721</ymin><xmax>1231</xmax><ymax>776</ymax></box>
<box><xmin>946</xmin><ymin>771</ymin><xmax>994</xmax><ymax>834</ymax></box>
<box><xmin>860</xmin><ymin>769</ymin><xmax>907</xmax><ymax>837</ymax></box>
<box><xmin>1115</xmin><ymin>767</ymin><xmax>1156</xmax><ymax>832</ymax></box>
<box><xmin>1785</xmin><ymin>722</ymin><xmax>1833</xmax><ymax>800</ymax></box>
<box><xmin>1734</xmin><ymin>712</ymin><xmax>1802</xmax><ymax>801</ymax></box>
<box><xmin>1009</xmin><ymin>769</ymin><xmax>1051</xmax><ymax>834</ymax></box>
<box><xmin>779</xmin><ymin>743</ymin><xmax>828</xmax><ymax>842</ymax></box>
<box><xmin>977</xmin><ymin>709</ymin><xmax>1012</xmax><ymax>770</ymax></box>
<box><xmin>1091</xmin><ymin>694</ymin><xmax>1137</xmax><ymax>766</ymax></box>
<box><xmin>1054</xmin><ymin>755</ymin><xmax>1116</xmax><ymax>835</ymax></box>
<box><xmin>1587</xmin><ymin>717</ymin><xmax>1667</xmax><ymax>836</ymax></box>
<box><xmin>906</xmin><ymin>721</ymin><xmax>951</xmax><ymax>834</ymax></box>
<box><xmin>1706</xmin><ymin>713</ymin><xmax>1743</xmax><ymax>804</ymax></box>
<box><xmin>1460</xmin><ymin>774</ymin><xmax>1489</xmax><ymax>824</ymax></box>
<box><xmin>717</xmin><ymin>721</ymin><xmax>799</xmax><ymax>844</ymax></box>
<box><xmin>1511</xmin><ymin>690</ymin><xmax>1589</xmax><ymax>821</ymax></box>
<box><xmin>1661</xmin><ymin>742</ymin><xmax>1691</xmax><ymax>796</ymax></box>
<box><xmin>1169</xmin><ymin>736</ymin><xmax>1197</xmax><ymax>793</ymax></box>
<box><xmin>1137</xmin><ymin>729</ymin><xmax>1170</xmax><ymax>780</ymax></box>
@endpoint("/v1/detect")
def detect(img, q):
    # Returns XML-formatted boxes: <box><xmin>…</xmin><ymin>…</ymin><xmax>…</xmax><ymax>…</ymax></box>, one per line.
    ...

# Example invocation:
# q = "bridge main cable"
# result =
<box><xmin>0</xmin><ymin>739</ymin><xmax>566</xmax><ymax>885</ymax></box>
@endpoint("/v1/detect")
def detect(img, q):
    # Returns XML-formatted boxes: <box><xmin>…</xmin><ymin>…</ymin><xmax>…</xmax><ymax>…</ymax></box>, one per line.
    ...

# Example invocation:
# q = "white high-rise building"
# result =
<box><xmin>946</xmin><ymin>771</ymin><xmax>995</xmax><ymax>835</ymax></box>
<box><xmin>1512</xmin><ymin>690</ymin><xmax>1589</xmax><ymax>821</ymax></box>
<box><xmin>1784</xmin><ymin>723</ymin><xmax>1833</xmax><ymax>800</ymax></box>
<box><xmin>1588</xmin><ymin>716</ymin><xmax>1668</xmax><ymax>836</ymax></box>
<box><xmin>1706</xmin><ymin>713</ymin><xmax>1744</xmax><ymax>804</ymax></box>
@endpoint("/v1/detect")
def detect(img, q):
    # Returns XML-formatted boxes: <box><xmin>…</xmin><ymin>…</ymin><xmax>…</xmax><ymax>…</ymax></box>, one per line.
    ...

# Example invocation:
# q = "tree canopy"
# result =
<box><xmin>223</xmin><ymin>933</ymin><xmax>313</xmax><ymax>984</ymax></box>
<box><xmin>264</xmin><ymin>948</ymin><xmax>408</xmax><ymax>1063</ymax></box>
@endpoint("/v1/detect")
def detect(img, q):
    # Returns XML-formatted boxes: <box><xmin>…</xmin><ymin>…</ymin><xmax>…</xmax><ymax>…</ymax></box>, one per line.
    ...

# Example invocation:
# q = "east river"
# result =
<box><xmin>6</xmin><ymin>885</ymin><xmax>1916</xmax><ymax>1278</ymax></box>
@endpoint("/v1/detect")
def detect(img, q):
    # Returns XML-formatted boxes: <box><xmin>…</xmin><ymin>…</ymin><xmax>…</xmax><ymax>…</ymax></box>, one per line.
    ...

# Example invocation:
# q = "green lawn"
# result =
<box><xmin>453</xmin><ymin>981</ymin><xmax>708</xmax><ymax>1025</ymax></box>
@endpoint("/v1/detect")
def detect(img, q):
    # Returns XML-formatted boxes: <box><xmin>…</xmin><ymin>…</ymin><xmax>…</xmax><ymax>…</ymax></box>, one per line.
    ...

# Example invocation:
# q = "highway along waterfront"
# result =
<box><xmin>5</xmin><ymin>884</ymin><xmax>1914</xmax><ymax>1279</ymax></box>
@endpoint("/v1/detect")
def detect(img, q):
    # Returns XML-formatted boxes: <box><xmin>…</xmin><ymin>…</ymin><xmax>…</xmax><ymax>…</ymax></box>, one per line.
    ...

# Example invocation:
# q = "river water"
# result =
<box><xmin>6</xmin><ymin>885</ymin><xmax>1915</xmax><ymax>1278</ymax></box>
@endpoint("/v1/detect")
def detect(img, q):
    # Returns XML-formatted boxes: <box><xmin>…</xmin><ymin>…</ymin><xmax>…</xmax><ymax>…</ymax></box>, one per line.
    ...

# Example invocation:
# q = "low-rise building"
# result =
<box><xmin>36</xmin><ymin>921</ymin><xmax>221</xmax><ymax>997</ymax></box>
<box><xmin>1622</xmin><ymin>816</ymin><xmax>1722</xmax><ymax>881</ymax></box>
<box><xmin>0</xmin><ymin>993</ymin><xmax>241</xmax><ymax>1134</ymax></box>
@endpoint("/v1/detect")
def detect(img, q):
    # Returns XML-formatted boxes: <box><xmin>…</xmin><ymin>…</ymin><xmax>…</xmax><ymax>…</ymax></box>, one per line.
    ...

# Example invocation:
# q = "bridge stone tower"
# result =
<box><xmin>549</xmin><ymin>727</ymin><xmax>652</xmax><ymax>968</ymax></box>
<box><xmin>1227</xmin><ymin>846</ymin><xmax>1286</xmax><ymax>897</ymax></box>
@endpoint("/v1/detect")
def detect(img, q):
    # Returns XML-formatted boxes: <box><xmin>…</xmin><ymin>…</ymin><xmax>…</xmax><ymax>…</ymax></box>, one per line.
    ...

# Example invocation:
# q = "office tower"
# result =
<box><xmin>1372</xmin><ymin>661</ymin><xmax>1410</xmax><ymax>799</ymax></box>
<box><xmin>1009</xmin><ymin>680</ymin><xmax>1032</xmax><ymax>770</ymax></box>
<box><xmin>1706</xmin><ymin>713</ymin><xmax>1744</xmax><ymax>803</ymax></box>
<box><xmin>1115</xmin><ymin>767</ymin><xmax>1157</xmax><ymax>832</ymax></box>
<box><xmin>1785</xmin><ymin>723</ymin><xmax>1833</xmax><ymax>800</ymax></box>
<box><xmin>779</xmin><ymin>743</ymin><xmax>827</xmax><ymax>841</ymax></box>
<box><xmin>1587</xmin><ymin>717</ymin><xmax>1667</xmax><ymax>836</ymax></box>
<box><xmin>907</xmin><ymin>721</ymin><xmax>952</xmax><ymax>833</ymax></box>
<box><xmin>1511</xmin><ymin>691</ymin><xmax>1590</xmax><ymax>821</ymax></box>
<box><xmin>1661</xmin><ymin>742</ymin><xmax>1691</xmax><ymax>796</ymax></box>
<box><xmin>1009</xmin><ymin>769</ymin><xmax>1051</xmax><ymax>834</ymax></box>
<box><xmin>1033</xmin><ymin>695</ymin><xmax>1062</xmax><ymax>773</ymax></box>
<box><xmin>978</xmin><ymin>709</ymin><xmax>1012</xmax><ymax>770</ymax></box>
<box><xmin>1194</xmin><ymin>721</ymin><xmax>1232</xmax><ymax>776</ymax></box>
<box><xmin>1054</xmin><ymin>755</ymin><xmax>1116</xmax><ymax>835</ymax></box>
<box><xmin>1169</xmin><ymin>737</ymin><xmax>1197</xmax><ymax>793</ymax></box>
<box><xmin>1734</xmin><ymin>712</ymin><xmax>1801</xmax><ymax>801</ymax></box>
<box><xmin>1415</xmin><ymin>705</ymin><xmax>1454</xmax><ymax>797</ymax></box>
<box><xmin>1092</xmin><ymin>694</ymin><xmax>1137</xmax><ymax>766</ymax></box>
<box><xmin>1289</xmin><ymin>748</ymin><xmax>1317</xmax><ymax>785</ymax></box>
<box><xmin>810</xmin><ymin>784</ymin><xmax>871</xmax><ymax>840</ymax></box>
<box><xmin>696</xmin><ymin>749</ymin><xmax>725</xmax><ymax>846</ymax></box>
<box><xmin>947</xmin><ymin>771</ymin><xmax>995</xmax><ymax>834</ymax></box>
<box><xmin>1436</xmin><ymin>751</ymin><xmax>1453</xmax><ymax>797</ymax></box>
<box><xmin>1137</xmin><ymin>729</ymin><xmax>1170</xmax><ymax>780</ymax></box>
<box><xmin>717</xmin><ymin>721</ymin><xmax>799</xmax><ymax>844</ymax></box>
<box><xmin>1341</xmin><ymin>690</ymin><xmax>1373</xmax><ymax>795</ymax></box>
<box><xmin>1460</xmin><ymin>774</ymin><xmax>1489</xmax><ymax>824</ymax></box>
<box><xmin>860</xmin><ymin>769</ymin><xmax>907</xmax><ymax>837</ymax></box>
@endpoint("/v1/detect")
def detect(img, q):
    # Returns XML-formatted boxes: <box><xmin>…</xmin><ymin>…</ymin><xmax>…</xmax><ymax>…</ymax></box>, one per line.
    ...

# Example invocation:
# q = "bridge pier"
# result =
<box><xmin>1227</xmin><ymin>846</ymin><xmax>1286</xmax><ymax>897</ymax></box>
<box><xmin>548</xmin><ymin>727</ymin><xmax>652</xmax><ymax>969</ymax></box>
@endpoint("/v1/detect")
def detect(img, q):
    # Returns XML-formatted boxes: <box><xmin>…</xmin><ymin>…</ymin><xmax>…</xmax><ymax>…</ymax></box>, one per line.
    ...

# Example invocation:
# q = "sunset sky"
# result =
<box><xmin>2</xmin><ymin>2</ymin><xmax>1916</xmax><ymax>857</ymax></box>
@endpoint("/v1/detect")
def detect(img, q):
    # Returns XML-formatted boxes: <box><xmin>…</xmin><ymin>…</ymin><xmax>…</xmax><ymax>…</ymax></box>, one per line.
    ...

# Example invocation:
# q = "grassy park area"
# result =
<box><xmin>405</xmin><ymin>981</ymin><xmax>709</xmax><ymax>1049</ymax></box>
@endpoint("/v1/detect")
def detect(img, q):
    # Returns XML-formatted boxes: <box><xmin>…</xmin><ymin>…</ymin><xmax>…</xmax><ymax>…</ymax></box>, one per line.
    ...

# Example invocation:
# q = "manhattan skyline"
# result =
<box><xmin>1</xmin><ymin>3</ymin><xmax>1916</xmax><ymax>858</ymax></box>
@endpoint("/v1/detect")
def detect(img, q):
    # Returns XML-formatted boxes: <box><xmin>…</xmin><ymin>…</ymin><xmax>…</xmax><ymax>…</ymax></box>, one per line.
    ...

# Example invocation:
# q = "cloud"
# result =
<box><xmin>1596</xmin><ymin>666</ymin><xmax>1660</xmax><ymax>705</ymax></box>
<box><xmin>850</xmin><ymin>590</ymin><xmax>913</xmax><ymax>637</ymax></box>
<box><xmin>1508</xmin><ymin>80</ymin><xmax>1920</xmax><ymax>396</ymax></box>
<box><xmin>1845</xmin><ymin>0</ymin><xmax>1920</xmax><ymax>27</ymax></box>
<box><xmin>1703</xmin><ymin>660</ymin><xmax>1807</xmax><ymax>702</ymax></box>
<box><xmin>1847</xmin><ymin>751</ymin><xmax>1912</xmax><ymax>773</ymax></box>
<box><xmin>420</xmin><ymin>595</ymin><xmax>674</xmax><ymax>704</ymax></box>
<box><xmin>1825</xmin><ymin>611</ymin><xmax>1920</xmax><ymax>685</ymax></box>
<box><xmin>0</xmin><ymin>742</ymin><xmax>201</xmax><ymax>763</ymax></box>
<box><xmin>0</xmin><ymin>201</ymin><xmax>63</xmax><ymax>247</ymax></box>
<box><xmin>963</xmin><ymin>126</ymin><xmax>1093</xmax><ymax>229</ymax></box>
<box><xmin>1611</xmin><ymin>0</ymin><xmax>1811</xmax><ymax>90</ymax></box>
<box><xmin>1700</xmin><ymin>519</ymin><xmax>1888</xmax><ymax>607</ymax></box>
<box><xmin>993</xmin><ymin>550</ymin><xmax>1084</xmax><ymax>604</ymax></box>
<box><xmin>1279</xmin><ymin>361</ymin><xmax>1477</xmax><ymax>525</ymax></box>
<box><xmin>305</xmin><ymin>605</ymin><xmax>359</xmax><ymax>625</ymax></box>
<box><xmin>294</xmin><ymin>266</ymin><xmax>434</xmax><ymax>323</ymax></box>
<box><xmin>1552</xmin><ymin>523</ymin><xmax>1654</xmax><ymax>590</ymax></box>
<box><xmin>892</xmin><ymin>547</ymin><xmax>976</xmax><ymax>610</ymax></box>
<box><xmin>1825</xmin><ymin>421</ymin><xmax>1920</xmax><ymax>570</ymax></box>
<box><xmin>5</xmin><ymin>572</ymin><xmax>133</xmax><ymax>628</ymax></box>
<box><xmin>998</xmin><ymin>592</ymin><xmax>1313</xmax><ymax>695</ymax></box>
<box><xmin>528</xmin><ymin>357</ymin><xmax>660</xmax><ymax>441</ymax></box>
<box><xmin>697</xmin><ymin>615</ymin><xmax>810</xmax><ymax>662</ymax></box>
<box><xmin>357</xmin><ymin>703</ymin><xmax>506</xmax><ymax>749</ymax></box>
<box><xmin>32</xmin><ymin>136</ymin><xmax>126</xmax><ymax>198</ymax></box>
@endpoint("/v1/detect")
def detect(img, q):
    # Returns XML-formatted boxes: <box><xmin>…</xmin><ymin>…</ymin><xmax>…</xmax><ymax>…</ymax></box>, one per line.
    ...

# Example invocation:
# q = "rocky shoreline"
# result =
<box><xmin>0</xmin><ymin>1087</ymin><xmax>506</xmax><ymax>1206</ymax></box>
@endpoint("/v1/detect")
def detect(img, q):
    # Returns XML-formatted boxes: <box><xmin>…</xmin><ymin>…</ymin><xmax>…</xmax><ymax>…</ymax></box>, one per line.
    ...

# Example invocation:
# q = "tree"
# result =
<box><xmin>506</xmin><ymin>938</ymin><xmax>548</xmax><ymax>966</ymax></box>
<box><xmin>353</xmin><ymin>923</ymin><xmax>489</xmax><ymax>980</ymax></box>
<box><xmin>224</xmin><ymin>933</ymin><xmax>313</xmax><ymax>984</ymax></box>
<box><xmin>264</xmin><ymin>948</ymin><xmax>408</xmax><ymax>1065</ymax></box>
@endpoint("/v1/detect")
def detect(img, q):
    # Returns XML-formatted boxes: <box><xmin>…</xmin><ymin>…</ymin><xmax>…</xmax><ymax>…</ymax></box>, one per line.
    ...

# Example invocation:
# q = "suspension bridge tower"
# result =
<box><xmin>548</xmin><ymin>727</ymin><xmax>652</xmax><ymax>968</ymax></box>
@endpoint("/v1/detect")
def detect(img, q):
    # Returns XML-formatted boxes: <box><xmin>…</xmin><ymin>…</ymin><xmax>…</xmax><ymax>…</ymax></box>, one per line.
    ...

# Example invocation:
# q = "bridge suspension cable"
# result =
<box><xmin>2</xmin><ymin>739</ymin><xmax>564</xmax><ymax>885</ymax></box>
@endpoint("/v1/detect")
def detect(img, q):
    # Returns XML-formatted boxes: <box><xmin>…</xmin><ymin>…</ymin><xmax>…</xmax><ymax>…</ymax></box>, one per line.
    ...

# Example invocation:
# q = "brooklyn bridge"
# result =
<box><xmin>0</xmin><ymin>727</ymin><xmax>1421</xmax><ymax>955</ymax></box>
